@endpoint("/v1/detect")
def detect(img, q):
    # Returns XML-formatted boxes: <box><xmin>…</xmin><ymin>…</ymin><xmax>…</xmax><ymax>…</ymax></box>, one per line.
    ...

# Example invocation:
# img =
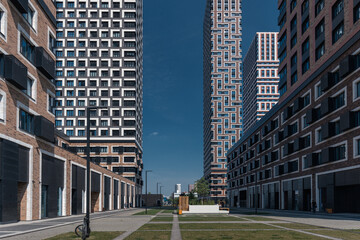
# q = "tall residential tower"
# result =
<box><xmin>54</xmin><ymin>0</ymin><xmax>144</xmax><ymax>189</ymax></box>
<box><xmin>203</xmin><ymin>0</ymin><xmax>243</xmax><ymax>202</ymax></box>
<box><xmin>243</xmin><ymin>32</ymin><xmax>280</xmax><ymax>133</ymax></box>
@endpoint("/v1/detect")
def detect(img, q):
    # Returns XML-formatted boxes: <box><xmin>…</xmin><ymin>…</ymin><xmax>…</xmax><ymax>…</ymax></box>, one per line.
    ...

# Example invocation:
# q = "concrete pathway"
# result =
<box><xmin>113</xmin><ymin>210</ymin><xmax>164</xmax><ymax>240</ymax></box>
<box><xmin>170</xmin><ymin>215</ymin><xmax>181</xmax><ymax>240</ymax></box>
<box><xmin>0</xmin><ymin>208</ymin><xmax>142</xmax><ymax>240</ymax></box>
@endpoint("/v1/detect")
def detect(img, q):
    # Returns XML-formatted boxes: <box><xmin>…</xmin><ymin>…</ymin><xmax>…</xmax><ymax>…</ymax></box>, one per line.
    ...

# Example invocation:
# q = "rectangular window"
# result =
<box><xmin>302</xmin><ymin>58</ymin><xmax>310</xmax><ymax>74</ymax></box>
<box><xmin>0</xmin><ymin>93</ymin><xmax>4</xmax><ymax>121</ymax></box>
<box><xmin>332</xmin><ymin>0</ymin><xmax>344</xmax><ymax>19</ymax></box>
<box><xmin>355</xmin><ymin>3</ymin><xmax>360</xmax><ymax>23</ymax></box>
<box><xmin>22</xmin><ymin>78</ymin><xmax>34</xmax><ymax>98</ymax></box>
<box><xmin>333</xmin><ymin>92</ymin><xmax>345</xmax><ymax>110</ymax></box>
<box><xmin>315</xmin><ymin>43</ymin><xmax>325</xmax><ymax>61</ymax></box>
<box><xmin>20</xmin><ymin>35</ymin><xmax>34</xmax><ymax>62</ymax></box>
<box><xmin>316</xmin><ymin>0</ymin><xmax>324</xmax><ymax>16</ymax></box>
<box><xmin>19</xmin><ymin>109</ymin><xmax>34</xmax><ymax>134</ymax></box>
<box><xmin>332</xmin><ymin>22</ymin><xmax>344</xmax><ymax>44</ymax></box>
<box><xmin>22</xmin><ymin>7</ymin><xmax>35</xmax><ymax>26</ymax></box>
<box><xmin>315</xmin><ymin>19</ymin><xmax>325</xmax><ymax>39</ymax></box>
<box><xmin>356</xmin><ymin>81</ymin><xmax>360</xmax><ymax>99</ymax></box>
<box><xmin>302</xmin><ymin>17</ymin><xmax>309</xmax><ymax>34</ymax></box>
<box><xmin>333</xmin><ymin>144</ymin><xmax>346</xmax><ymax>161</ymax></box>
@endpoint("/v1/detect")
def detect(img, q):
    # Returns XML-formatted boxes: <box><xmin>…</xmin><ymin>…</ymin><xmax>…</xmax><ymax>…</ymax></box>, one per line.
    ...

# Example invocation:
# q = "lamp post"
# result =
<box><xmin>145</xmin><ymin>170</ymin><xmax>152</xmax><ymax>214</ymax></box>
<box><xmin>156</xmin><ymin>182</ymin><xmax>161</xmax><ymax>194</ymax></box>
<box><xmin>159</xmin><ymin>186</ymin><xmax>164</xmax><ymax>208</ymax></box>
<box><xmin>82</xmin><ymin>107</ymin><xmax>106</xmax><ymax>240</ymax></box>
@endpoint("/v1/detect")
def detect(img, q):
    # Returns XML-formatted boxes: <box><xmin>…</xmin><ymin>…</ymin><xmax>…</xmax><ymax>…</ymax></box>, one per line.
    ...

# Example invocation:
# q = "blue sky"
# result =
<box><xmin>142</xmin><ymin>0</ymin><xmax>278</xmax><ymax>196</ymax></box>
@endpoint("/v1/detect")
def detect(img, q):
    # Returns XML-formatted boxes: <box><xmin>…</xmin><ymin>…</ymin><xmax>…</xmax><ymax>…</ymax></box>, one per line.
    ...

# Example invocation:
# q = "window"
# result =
<box><xmin>291</xmin><ymin>72</ymin><xmax>298</xmax><ymax>85</ymax></box>
<box><xmin>315</xmin><ymin>43</ymin><xmax>325</xmax><ymax>61</ymax></box>
<box><xmin>291</xmin><ymin>15</ymin><xmax>297</xmax><ymax>31</ymax></box>
<box><xmin>302</xmin><ymin>17</ymin><xmax>309</xmax><ymax>34</ymax></box>
<box><xmin>332</xmin><ymin>0</ymin><xmax>344</xmax><ymax>19</ymax></box>
<box><xmin>66</xmin><ymin>130</ymin><xmax>74</xmax><ymax>136</ymax></box>
<box><xmin>302</xmin><ymin>58</ymin><xmax>310</xmax><ymax>74</ymax></box>
<box><xmin>315</xmin><ymin>19</ymin><xmax>325</xmax><ymax>39</ymax></box>
<box><xmin>356</xmin><ymin>139</ymin><xmax>360</xmax><ymax>156</ymax></box>
<box><xmin>291</xmin><ymin>34</ymin><xmax>297</xmax><ymax>48</ymax></box>
<box><xmin>301</xmin><ymin>0</ymin><xmax>309</xmax><ymax>14</ymax></box>
<box><xmin>22</xmin><ymin>6</ymin><xmax>35</xmax><ymax>27</ymax></box>
<box><xmin>290</xmin><ymin>0</ymin><xmax>297</xmax><ymax>12</ymax></box>
<box><xmin>0</xmin><ymin>91</ymin><xmax>5</xmax><ymax>121</ymax></box>
<box><xmin>316</xmin><ymin>0</ymin><xmax>324</xmax><ymax>16</ymax></box>
<box><xmin>356</xmin><ymin>81</ymin><xmax>360</xmax><ymax>99</ymax></box>
<box><xmin>333</xmin><ymin>144</ymin><xmax>346</xmax><ymax>161</ymax></box>
<box><xmin>22</xmin><ymin>78</ymin><xmax>34</xmax><ymax>98</ymax></box>
<box><xmin>20</xmin><ymin>35</ymin><xmax>34</xmax><ymax>62</ymax></box>
<box><xmin>355</xmin><ymin>3</ymin><xmax>360</xmax><ymax>23</ymax></box>
<box><xmin>19</xmin><ymin>109</ymin><xmax>34</xmax><ymax>133</ymax></box>
<box><xmin>49</xmin><ymin>33</ymin><xmax>55</xmax><ymax>53</ymax></box>
<box><xmin>291</xmin><ymin>53</ymin><xmax>297</xmax><ymax>68</ymax></box>
<box><xmin>333</xmin><ymin>92</ymin><xmax>345</xmax><ymax>110</ymax></box>
<box><xmin>332</xmin><ymin>22</ymin><xmax>344</xmax><ymax>44</ymax></box>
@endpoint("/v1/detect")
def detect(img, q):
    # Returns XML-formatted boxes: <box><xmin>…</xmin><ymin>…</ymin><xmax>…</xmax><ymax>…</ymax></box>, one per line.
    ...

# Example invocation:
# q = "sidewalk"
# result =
<box><xmin>230</xmin><ymin>208</ymin><xmax>360</xmax><ymax>230</ymax></box>
<box><xmin>0</xmin><ymin>208</ymin><xmax>143</xmax><ymax>240</ymax></box>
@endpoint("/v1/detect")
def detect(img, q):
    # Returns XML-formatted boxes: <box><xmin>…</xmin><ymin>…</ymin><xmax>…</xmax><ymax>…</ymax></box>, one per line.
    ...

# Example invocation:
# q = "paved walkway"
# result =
<box><xmin>170</xmin><ymin>215</ymin><xmax>181</xmax><ymax>240</ymax></box>
<box><xmin>0</xmin><ymin>208</ymin><xmax>143</xmax><ymax>240</ymax></box>
<box><xmin>114</xmin><ymin>210</ymin><xmax>164</xmax><ymax>240</ymax></box>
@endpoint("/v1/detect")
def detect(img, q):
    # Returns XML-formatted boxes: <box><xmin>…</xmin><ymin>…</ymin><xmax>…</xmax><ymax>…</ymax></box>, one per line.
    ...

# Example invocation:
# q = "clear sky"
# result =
<box><xmin>142</xmin><ymin>0</ymin><xmax>278</xmax><ymax>196</ymax></box>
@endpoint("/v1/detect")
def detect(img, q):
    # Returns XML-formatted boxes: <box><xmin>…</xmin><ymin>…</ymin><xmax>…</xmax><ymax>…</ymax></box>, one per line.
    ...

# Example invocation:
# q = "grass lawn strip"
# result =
<box><xmin>181</xmin><ymin>230</ymin><xmax>325</xmax><ymax>240</ymax></box>
<box><xmin>308</xmin><ymin>230</ymin><xmax>360</xmax><ymax>240</ymax></box>
<box><xmin>271</xmin><ymin>223</ymin><xmax>326</xmax><ymax>230</ymax></box>
<box><xmin>45</xmin><ymin>231</ymin><xmax>124</xmax><ymax>240</ymax></box>
<box><xmin>133</xmin><ymin>209</ymin><xmax>162</xmax><ymax>215</ymax></box>
<box><xmin>180</xmin><ymin>223</ymin><xmax>274</xmax><ymax>230</ymax></box>
<box><xmin>138</xmin><ymin>224</ymin><xmax>172</xmax><ymax>230</ymax></box>
<box><xmin>125</xmin><ymin>231</ymin><xmax>171</xmax><ymax>240</ymax></box>
<box><xmin>150</xmin><ymin>216</ymin><xmax>174</xmax><ymax>222</ymax></box>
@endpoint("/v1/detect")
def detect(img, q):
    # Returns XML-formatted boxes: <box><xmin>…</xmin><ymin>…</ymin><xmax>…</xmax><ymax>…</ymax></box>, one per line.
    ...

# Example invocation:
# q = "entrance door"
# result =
<box><xmin>72</xmin><ymin>189</ymin><xmax>77</xmax><ymax>215</ymax></box>
<box><xmin>303</xmin><ymin>189</ymin><xmax>311</xmax><ymax>211</ymax></box>
<box><xmin>41</xmin><ymin>185</ymin><xmax>48</xmax><ymax>218</ymax></box>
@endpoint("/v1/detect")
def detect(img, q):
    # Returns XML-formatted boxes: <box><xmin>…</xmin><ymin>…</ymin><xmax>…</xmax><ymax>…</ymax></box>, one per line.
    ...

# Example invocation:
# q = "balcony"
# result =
<box><xmin>4</xmin><ymin>55</ymin><xmax>27</xmax><ymax>90</ymax></box>
<box><xmin>339</xmin><ymin>55</ymin><xmax>356</xmax><ymax>78</ymax></box>
<box><xmin>34</xmin><ymin>116</ymin><xmax>55</xmax><ymax>143</ymax></box>
<box><xmin>10</xmin><ymin>0</ymin><xmax>28</xmax><ymax>14</ymax></box>
<box><xmin>35</xmin><ymin>47</ymin><xmax>55</xmax><ymax>79</ymax></box>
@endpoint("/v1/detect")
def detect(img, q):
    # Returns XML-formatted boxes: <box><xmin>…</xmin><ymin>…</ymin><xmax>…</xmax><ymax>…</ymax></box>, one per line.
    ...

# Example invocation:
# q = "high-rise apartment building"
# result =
<box><xmin>203</xmin><ymin>0</ymin><xmax>243</xmax><ymax>202</ymax></box>
<box><xmin>227</xmin><ymin>0</ymin><xmax>360</xmax><ymax>213</ymax></box>
<box><xmin>54</xmin><ymin>0</ymin><xmax>144</xmax><ymax>189</ymax></box>
<box><xmin>243</xmin><ymin>32</ymin><xmax>280</xmax><ymax>133</ymax></box>
<box><xmin>0</xmin><ymin>0</ymin><xmax>137</xmax><ymax>224</ymax></box>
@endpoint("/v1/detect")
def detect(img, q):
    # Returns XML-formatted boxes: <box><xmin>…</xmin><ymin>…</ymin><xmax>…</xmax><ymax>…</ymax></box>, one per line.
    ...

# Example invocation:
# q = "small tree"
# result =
<box><xmin>195</xmin><ymin>177</ymin><xmax>210</xmax><ymax>204</ymax></box>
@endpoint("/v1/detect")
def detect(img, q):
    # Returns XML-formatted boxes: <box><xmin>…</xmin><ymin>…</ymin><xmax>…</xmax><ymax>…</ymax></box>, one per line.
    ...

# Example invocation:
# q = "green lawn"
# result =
<box><xmin>138</xmin><ymin>224</ymin><xmax>172</xmax><ymax>230</ymax></box>
<box><xmin>133</xmin><ymin>209</ymin><xmax>162</xmax><ymax>215</ymax></box>
<box><xmin>272</xmin><ymin>223</ymin><xmax>325</xmax><ymax>229</ymax></box>
<box><xmin>241</xmin><ymin>216</ymin><xmax>277</xmax><ymax>221</ymax></box>
<box><xmin>181</xmin><ymin>230</ymin><xmax>325</xmax><ymax>240</ymax></box>
<box><xmin>308</xmin><ymin>230</ymin><xmax>360</xmax><ymax>240</ymax></box>
<box><xmin>45</xmin><ymin>232</ymin><xmax>124</xmax><ymax>240</ymax></box>
<box><xmin>180</xmin><ymin>223</ymin><xmax>274</xmax><ymax>230</ymax></box>
<box><xmin>125</xmin><ymin>231</ymin><xmax>171</xmax><ymax>240</ymax></box>
<box><xmin>161</xmin><ymin>209</ymin><xmax>176</xmax><ymax>213</ymax></box>
<box><xmin>150</xmin><ymin>216</ymin><xmax>174</xmax><ymax>222</ymax></box>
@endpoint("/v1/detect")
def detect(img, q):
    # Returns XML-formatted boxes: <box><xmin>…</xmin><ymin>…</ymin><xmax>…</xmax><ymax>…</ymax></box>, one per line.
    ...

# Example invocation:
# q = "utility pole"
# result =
<box><xmin>157</xmin><ymin>182</ymin><xmax>161</xmax><ymax>194</ymax></box>
<box><xmin>160</xmin><ymin>186</ymin><xmax>164</xmax><ymax>208</ymax></box>
<box><xmin>81</xmin><ymin>107</ymin><xmax>106</xmax><ymax>239</ymax></box>
<box><xmin>145</xmin><ymin>170</ymin><xmax>152</xmax><ymax>214</ymax></box>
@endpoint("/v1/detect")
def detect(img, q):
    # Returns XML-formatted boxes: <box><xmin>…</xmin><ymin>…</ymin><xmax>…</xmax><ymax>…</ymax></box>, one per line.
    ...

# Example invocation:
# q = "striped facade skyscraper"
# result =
<box><xmin>243</xmin><ymin>32</ymin><xmax>280</xmax><ymax>133</ymax></box>
<box><xmin>203</xmin><ymin>0</ymin><xmax>243</xmax><ymax>202</ymax></box>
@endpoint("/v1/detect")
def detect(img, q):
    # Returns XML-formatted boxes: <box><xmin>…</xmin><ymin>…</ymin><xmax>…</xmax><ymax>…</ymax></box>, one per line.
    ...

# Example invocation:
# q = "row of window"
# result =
<box><xmin>56</xmin><ymin>30</ymin><xmax>135</xmax><ymax>38</ymax></box>
<box><xmin>56</xmin><ymin>69</ymin><xmax>136</xmax><ymax>77</ymax></box>
<box><xmin>56</xmin><ymin>1</ymin><xmax>136</xmax><ymax>9</ymax></box>
<box><xmin>55</xmin><ymin>109</ymin><xmax>136</xmax><ymax>117</ymax></box>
